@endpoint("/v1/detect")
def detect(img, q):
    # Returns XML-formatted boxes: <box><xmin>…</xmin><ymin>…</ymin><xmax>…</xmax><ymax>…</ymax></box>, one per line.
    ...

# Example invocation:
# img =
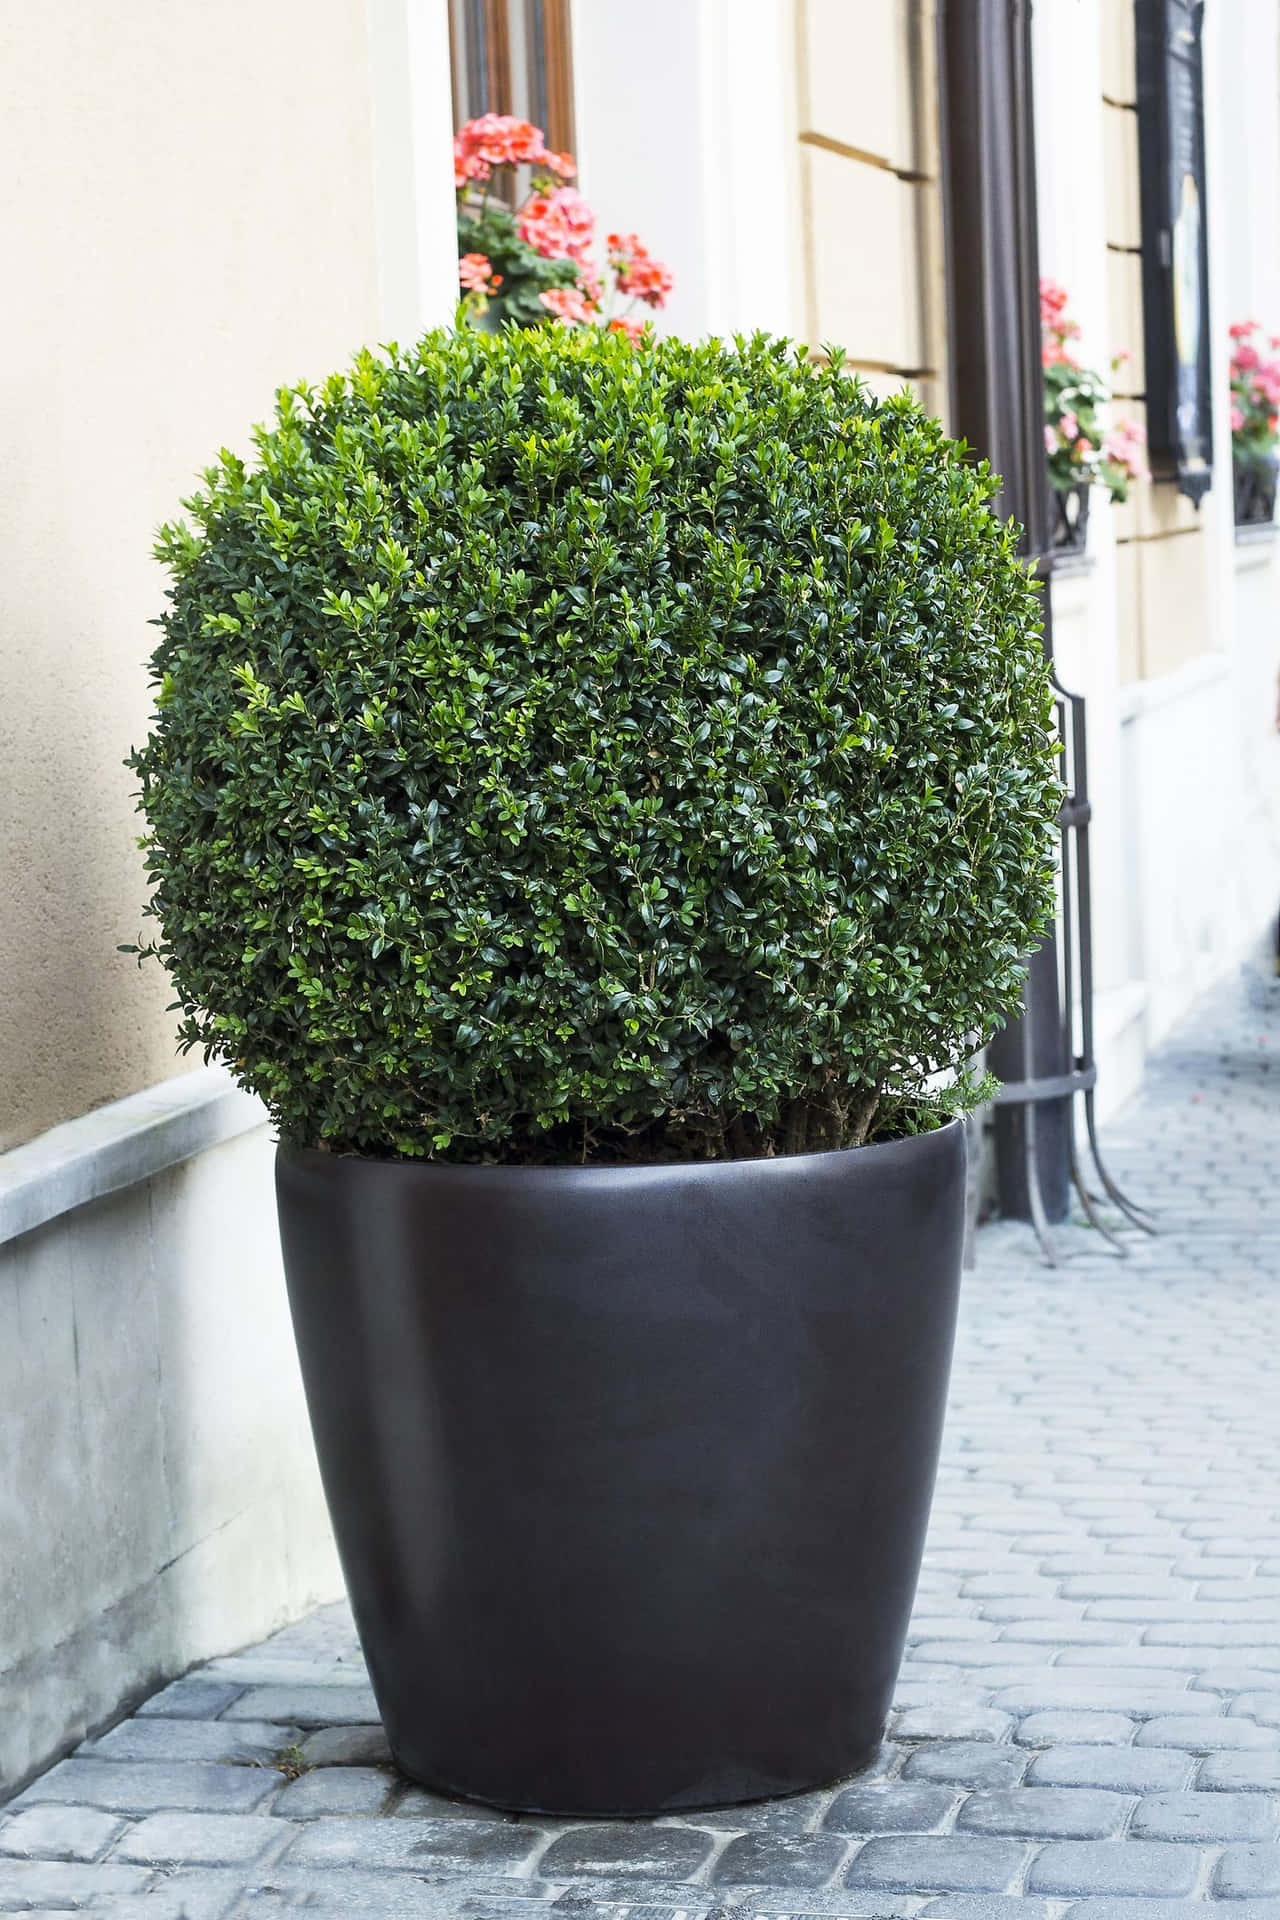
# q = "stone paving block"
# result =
<box><xmin>1014</xmin><ymin>1712</ymin><xmax>1136</xmax><ymax>1746</ymax></box>
<box><xmin>0</xmin><ymin>1804</ymin><xmax>123</xmax><ymax>1860</ymax></box>
<box><xmin>78</xmin><ymin>1716</ymin><xmax>297</xmax><ymax>1763</ymax></box>
<box><xmin>1057</xmin><ymin>1577</ymin><xmax>1192</xmax><ymax>1599</ymax></box>
<box><xmin>956</xmin><ymin>1787</ymin><xmax>1132</xmax><ymax>1838</ymax></box>
<box><xmin>680</xmin><ymin>1786</ymin><xmax>839</xmax><ymax>1832</ymax></box>
<box><xmin>1026</xmin><ymin>1839</ymin><xmax>1203</xmax><ymax>1897</ymax></box>
<box><xmin>1194</xmin><ymin>1579</ymin><xmax>1280</xmax><ymax>1600</ymax></box>
<box><xmin>918</xmin><ymin>1902</ymin><xmax>1057</xmax><ymax>1920</ymax></box>
<box><xmin>1199</xmin><ymin>1750</ymin><xmax>1280</xmax><ymax>1790</ymax></box>
<box><xmin>997</xmin><ymin>1621</ymin><xmax>1133</xmax><ymax>1645</ymax></box>
<box><xmin>822</xmin><ymin>1784</ymin><xmax>956</xmax><ymax>1833</ymax></box>
<box><xmin>1027</xmin><ymin>1746</ymin><xmax>1191</xmax><ymax>1792</ymax></box>
<box><xmin>200</xmin><ymin>1655</ymin><xmax>371</xmax><ymax>1686</ymax></box>
<box><xmin>1233</xmin><ymin>1692</ymin><xmax>1280</xmax><ymax>1725</ymax></box>
<box><xmin>1061</xmin><ymin>1905</ymin><xmax>1280</xmax><ymax>1920</ymax></box>
<box><xmin>908</xmin><ymin>1639</ymin><xmax>1048</xmax><ymax>1668</ymax></box>
<box><xmin>135</xmin><ymin>1677</ymin><xmax>247</xmax><ymax>1720</ymax></box>
<box><xmin>902</xmin><ymin>1743</ymin><xmax>1030</xmax><ymax>1789</ymax></box>
<box><xmin>992</xmin><ymin>1681</ymin><xmax>1212</xmax><ymax>1719</ymax></box>
<box><xmin>710</xmin><ymin>1831</ymin><xmax>848</xmax><ymax>1887</ymax></box>
<box><xmin>978</xmin><ymin>1602</ymin><xmax>1090</xmax><ymax>1624</ymax></box>
<box><xmin>1089</xmin><ymin>1601</ymin><xmax>1280</xmax><ymax>1623</ymax></box>
<box><xmin>537</xmin><ymin>1824</ymin><xmax>717</xmax><ymax>1881</ymax></box>
<box><xmin>99</xmin><ymin>1871</ymin><xmax>264</xmax><ymax>1919</ymax></box>
<box><xmin>1136</xmin><ymin>1715</ymin><xmax>1280</xmax><ymax>1749</ymax></box>
<box><xmin>1146</xmin><ymin>1623</ymin><xmax>1280</xmax><ymax>1646</ymax></box>
<box><xmin>282</xmin><ymin>1815</ymin><xmax>545</xmax><ymax>1873</ymax></box>
<box><xmin>710</xmin><ymin>1897</ymin><xmax>919</xmax><ymax>1920</ymax></box>
<box><xmin>1196</xmin><ymin>1666</ymin><xmax>1280</xmax><ymax>1692</ymax></box>
<box><xmin>1051</xmin><ymin>1647</ymin><xmax>1199</xmax><ymax>1671</ymax></box>
<box><xmin>260</xmin><ymin>1866</ymin><xmax>556</xmax><ymax>1911</ymax></box>
<box><xmin>9</xmin><ymin>1757</ymin><xmax>278</xmax><ymax>1813</ymax></box>
<box><xmin>300</xmin><ymin>1723</ymin><xmax>394</xmax><ymax>1768</ymax></box>
<box><xmin>0</xmin><ymin>1857</ymin><xmax>152</xmax><ymax>1905</ymax></box>
<box><xmin>1216</xmin><ymin>1845</ymin><xmax>1280</xmax><ymax>1898</ymax></box>
<box><xmin>272</xmin><ymin>1765</ymin><xmax>396</xmax><ymax>1817</ymax></box>
<box><xmin>892</xmin><ymin>1706</ymin><xmax>1013</xmax><ymax>1743</ymax></box>
<box><xmin>1043</xmin><ymin>1557</ymin><xmax>1178</xmax><ymax>1577</ymax></box>
<box><xmin>960</xmin><ymin>1575</ymin><xmax>1060</xmax><ymax>1598</ymax></box>
<box><xmin>844</xmin><ymin>1835</ymin><xmax>1026</xmax><ymax>1894</ymax></box>
<box><xmin>1132</xmin><ymin>1789</ymin><xmax>1279</xmax><ymax>1841</ymax></box>
<box><xmin>113</xmin><ymin>1811</ymin><xmax>287</xmax><ymax>1864</ymax></box>
<box><xmin>904</xmin><ymin>1616</ymin><xmax>1000</xmax><ymax>1640</ymax></box>
<box><xmin>221</xmin><ymin>1683</ymin><xmax>381</xmax><ymax>1725</ymax></box>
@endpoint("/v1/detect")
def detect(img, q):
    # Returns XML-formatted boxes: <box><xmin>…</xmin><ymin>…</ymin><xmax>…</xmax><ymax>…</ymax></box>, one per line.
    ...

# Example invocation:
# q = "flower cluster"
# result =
<box><xmin>519</xmin><ymin>186</ymin><xmax>596</xmax><ymax>265</ymax></box>
<box><xmin>454</xmin><ymin>115</ymin><xmax>672</xmax><ymax>337</ymax></box>
<box><xmin>608</xmin><ymin>233</ymin><xmax>675</xmax><ymax>309</ymax></box>
<box><xmin>1100</xmin><ymin>415</ymin><xmax>1148</xmax><ymax>489</ymax></box>
<box><xmin>458</xmin><ymin>252</ymin><xmax>502</xmax><ymax>297</ymax></box>
<box><xmin>1229</xmin><ymin>320</ymin><xmax>1280</xmax><ymax>464</ymax></box>
<box><xmin>453</xmin><ymin>114</ymin><xmax>574</xmax><ymax>189</ymax></box>
<box><xmin>1041</xmin><ymin>278</ymin><xmax>1147</xmax><ymax>503</ymax></box>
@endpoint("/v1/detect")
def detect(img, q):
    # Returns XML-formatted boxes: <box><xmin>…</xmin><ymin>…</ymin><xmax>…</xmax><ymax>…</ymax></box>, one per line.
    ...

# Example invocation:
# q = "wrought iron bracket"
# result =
<box><xmin>1001</xmin><ymin>670</ymin><xmax>1158</xmax><ymax>1266</ymax></box>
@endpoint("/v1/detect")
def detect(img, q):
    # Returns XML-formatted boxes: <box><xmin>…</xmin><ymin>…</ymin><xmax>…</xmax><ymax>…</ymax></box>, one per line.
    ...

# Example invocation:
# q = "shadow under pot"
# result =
<box><xmin>276</xmin><ymin>1119</ymin><xmax>967</xmax><ymax>1816</ymax></box>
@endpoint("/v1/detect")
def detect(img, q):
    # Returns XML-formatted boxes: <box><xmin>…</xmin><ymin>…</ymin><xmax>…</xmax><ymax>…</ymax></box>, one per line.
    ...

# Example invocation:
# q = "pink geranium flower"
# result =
<box><xmin>608</xmin><ymin>316</ymin><xmax>649</xmax><ymax>345</ymax></box>
<box><xmin>538</xmin><ymin>285</ymin><xmax>596</xmax><ymax>325</ymax></box>
<box><xmin>607</xmin><ymin>233</ymin><xmax>675</xmax><ymax>310</ymax></box>
<box><xmin>453</xmin><ymin>113</ymin><xmax>674</xmax><ymax>337</ymax></box>
<box><xmin>458</xmin><ymin>252</ymin><xmax>502</xmax><ymax>295</ymax></box>
<box><xmin>519</xmin><ymin>186</ymin><xmax>595</xmax><ymax>264</ymax></box>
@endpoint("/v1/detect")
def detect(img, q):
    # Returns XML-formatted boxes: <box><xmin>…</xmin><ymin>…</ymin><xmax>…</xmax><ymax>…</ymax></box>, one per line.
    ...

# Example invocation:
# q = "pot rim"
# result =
<box><xmin>277</xmin><ymin>1112</ymin><xmax>965</xmax><ymax>1185</ymax></box>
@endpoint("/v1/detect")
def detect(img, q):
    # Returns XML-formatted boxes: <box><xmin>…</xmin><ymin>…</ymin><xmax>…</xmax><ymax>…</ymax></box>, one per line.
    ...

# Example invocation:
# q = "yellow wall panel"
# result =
<box><xmin>803</xmin><ymin>145</ymin><xmax>921</xmax><ymax>368</ymax></box>
<box><xmin>800</xmin><ymin>0</ymin><xmax>913</xmax><ymax>171</ymax></box>
<box><xmin>1103</xmin><ymin>103</ymin><xmax>1142</xmax><ymax>252</ymax></box>
<box><xmin>1114</xmin><ymin>540</ymin><xmax>1144</xmax><ymax>684</ymax></box>
<box><xmin>1107</xmin><ymin>247</ymin><xmax>1146</xmax><ymax>386</ymax></box>
<box><xmin>1135</xmin><ymin>483</ymin><xmax>1206</xmax><ymax>541</ymax></box>
<box><xmin>1137</xmin><ymin>535</ymin><xmax>1213</xmax><ymax>679</ymax></box>
<box><xmin>1101</xmin><ymin>0</ymin><xmax>1137</xmax><ymax>105</ymax></box>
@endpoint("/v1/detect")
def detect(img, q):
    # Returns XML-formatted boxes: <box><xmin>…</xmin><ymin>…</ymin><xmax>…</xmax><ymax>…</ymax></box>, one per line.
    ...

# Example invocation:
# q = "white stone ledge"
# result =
<box><xmin>1116</xmin><ymin>649</ymin><xmax>1231</xmax><ymax>724</ymax></box>
<box><xmin>0</xmin><ymin>1068</ymin><xmax>270</xmax><ymax>1248</ymax></box>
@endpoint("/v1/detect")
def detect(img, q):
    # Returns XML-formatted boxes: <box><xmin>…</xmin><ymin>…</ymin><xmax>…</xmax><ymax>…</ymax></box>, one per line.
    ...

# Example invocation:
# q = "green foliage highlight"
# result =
<box><xmin>130</xmin><ymin>327</ymin><xmax>1060</xmax><ymax>1162</ymax></box>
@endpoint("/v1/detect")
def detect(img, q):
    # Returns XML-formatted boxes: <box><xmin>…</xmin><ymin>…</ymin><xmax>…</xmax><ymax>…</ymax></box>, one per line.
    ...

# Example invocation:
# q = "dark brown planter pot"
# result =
<box><xmin>276</xmin><ymin>1120</ymin><xmax>967</xmax><ymax>1816</ymax></box>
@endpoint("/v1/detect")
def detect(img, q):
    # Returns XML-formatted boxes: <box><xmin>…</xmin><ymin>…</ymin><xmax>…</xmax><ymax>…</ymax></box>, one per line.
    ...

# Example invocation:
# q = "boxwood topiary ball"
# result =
<box><xmin>130</xmin><ymin>326</ymin><xmax>1059</xmax><ymax>1162</ymax></box>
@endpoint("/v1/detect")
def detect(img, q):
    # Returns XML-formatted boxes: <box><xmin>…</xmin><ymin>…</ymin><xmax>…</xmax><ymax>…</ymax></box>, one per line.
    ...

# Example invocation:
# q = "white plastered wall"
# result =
<box><xmin>1036</xmin><ymin>0</ymin><xmax>1280</xmax><ymax>1117</ymax></box>
<box><xmin>0</xmin><ymin>0</ymin><xmax>458</xmax><ymax>1797</ymax></box>
<box><xmin>571</xmin><ymin>0</ymin><xmax>802</xmax><ymax>342</ymax></box>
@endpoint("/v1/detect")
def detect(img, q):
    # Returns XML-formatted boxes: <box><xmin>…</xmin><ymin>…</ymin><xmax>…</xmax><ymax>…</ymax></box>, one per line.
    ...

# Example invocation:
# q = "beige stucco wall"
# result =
<box><xmin>795</xmin><ymin>0</ymin><xmax>946</xmax><ymax>418</ymax></box>
<box><xmin>1101</xmin><ymin>0</ymin><xmax>1213</xmax><ymax>683</ymax></box>
<box><xmin>0</xmin><ymin>0</ymin><xmax>383</xmax><ymax>1150</ymax></box>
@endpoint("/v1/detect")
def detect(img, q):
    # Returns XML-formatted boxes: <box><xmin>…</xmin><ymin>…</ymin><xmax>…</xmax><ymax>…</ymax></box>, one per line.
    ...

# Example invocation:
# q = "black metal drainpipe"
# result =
<box><xmin>938</xmin><ymin>0</ymin><xmax>1072</xmax><ymax>1227</ymax></box>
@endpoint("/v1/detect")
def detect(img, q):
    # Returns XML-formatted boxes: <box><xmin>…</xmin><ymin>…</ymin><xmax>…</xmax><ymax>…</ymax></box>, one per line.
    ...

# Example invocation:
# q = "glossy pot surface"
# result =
<box><xmin>277</xmin><ymin>1120</ymin><xmax>966</xmax><ymax>1814</ymax></box>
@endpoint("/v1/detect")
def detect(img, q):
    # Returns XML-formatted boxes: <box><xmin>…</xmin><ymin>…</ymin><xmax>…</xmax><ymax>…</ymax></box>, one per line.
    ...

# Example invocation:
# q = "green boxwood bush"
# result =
<box><xmin>129</xmin><ymin>327</ymin><xmax>1059</xmax><ymax>1162</ymax></box>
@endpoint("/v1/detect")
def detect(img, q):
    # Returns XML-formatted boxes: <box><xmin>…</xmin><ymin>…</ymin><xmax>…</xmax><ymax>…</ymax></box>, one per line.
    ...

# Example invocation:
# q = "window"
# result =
<box><xmin>449</xmin><ymin>1</ymin><xmax>576</xmax><ymax>186</ymax></box>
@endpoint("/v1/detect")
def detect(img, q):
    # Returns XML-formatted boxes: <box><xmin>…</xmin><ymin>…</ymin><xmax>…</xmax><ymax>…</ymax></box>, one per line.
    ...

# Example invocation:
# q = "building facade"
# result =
<box><xmin>3</xmin><ymin>0</ymin><xmax>1278</xmax><ymax>1792</ymax></box>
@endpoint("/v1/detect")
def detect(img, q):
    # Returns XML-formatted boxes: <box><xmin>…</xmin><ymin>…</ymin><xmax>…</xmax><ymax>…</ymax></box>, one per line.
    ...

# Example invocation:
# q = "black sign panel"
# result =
<box><xmin>1135</xmin><ymin>0</ymin><xmax>1213</xmax><ymax>503</ymax></box>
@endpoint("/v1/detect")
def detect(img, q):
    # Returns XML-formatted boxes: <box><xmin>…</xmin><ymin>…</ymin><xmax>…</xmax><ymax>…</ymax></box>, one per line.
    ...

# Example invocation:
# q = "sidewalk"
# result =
<box><xmin>4</xmin><ymin>947</ymin><xmax>1279</xmax><ymax>1919</ymax></box>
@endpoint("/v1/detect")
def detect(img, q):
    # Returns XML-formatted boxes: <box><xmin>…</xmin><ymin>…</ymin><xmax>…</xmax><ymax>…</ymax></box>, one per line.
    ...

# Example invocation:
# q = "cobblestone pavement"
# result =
<box><xmin>4</xmin><ymin>949</ymin><xmax>1279</xmax><ymax>1918</ymax></box>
